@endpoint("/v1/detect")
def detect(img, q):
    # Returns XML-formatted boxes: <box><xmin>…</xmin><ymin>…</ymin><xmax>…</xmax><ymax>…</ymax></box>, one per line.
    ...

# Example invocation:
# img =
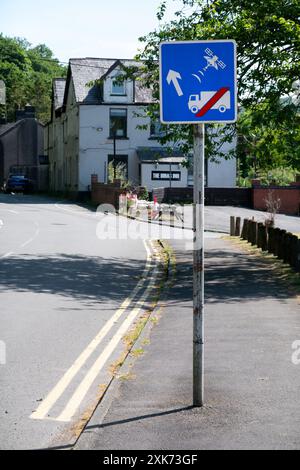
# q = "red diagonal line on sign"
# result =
<box><xmin>196</xmin><ymin>87</ymin><xmax>230</xmax><ymax>117</ymax></box>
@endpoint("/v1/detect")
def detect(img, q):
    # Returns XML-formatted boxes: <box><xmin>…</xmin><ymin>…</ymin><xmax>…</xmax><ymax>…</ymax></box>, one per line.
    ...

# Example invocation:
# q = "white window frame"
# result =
<box><xmin>111</xmin><ymin>75</ymin><xmax>126</xmax><ymax>96</ymax></box>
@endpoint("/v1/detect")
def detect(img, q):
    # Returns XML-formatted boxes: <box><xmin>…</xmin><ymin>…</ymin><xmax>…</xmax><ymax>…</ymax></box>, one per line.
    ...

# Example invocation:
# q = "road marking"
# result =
<box><xmin>30</xmin><ymin>240</ymin><xmax>155</xmax><ymax>421</ymax></box>
<box><xmin>56</xmin><ymin>263</ymin><xmax>159</xmax><ymax>422</ymax></box>
<box><xmin>7</xmin><ymin>209</ymin><xmax>19</xmax><ymax>215</ymax></box>
<box><xmin>0</xmin><ymin>252</ymin><xmax>14</xmax><ymax>259</ymax></box>
<box><xmin>0</xmin><ymin>208</ymin><xmax>20</xmax><ymax>215</ymax></box>
<box><xmin>54</xmin><ymin>202</ymin><xmax>96</xmax><ymax>218</ymax></box>
<box><xmin>0</xmin><ymin>215</ymin><xmax>40</xmax><ymax>255</ymax></box>
<box><xmin>20</xmin><ymin>223</ymin><xmax>40</xmax><ymax>248</ymax></box>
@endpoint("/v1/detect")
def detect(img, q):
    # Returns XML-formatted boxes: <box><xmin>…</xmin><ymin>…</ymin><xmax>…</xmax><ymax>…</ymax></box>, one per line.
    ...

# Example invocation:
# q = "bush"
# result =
<box><xmin>237</xmin><ymin>166</ymin><xmax>297</xmax><ymax>187</ymax></box>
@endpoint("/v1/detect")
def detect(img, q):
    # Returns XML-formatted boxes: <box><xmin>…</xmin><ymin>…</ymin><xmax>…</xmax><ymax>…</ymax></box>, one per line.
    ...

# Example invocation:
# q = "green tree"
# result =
<box><xmin>237</xmin><ymin>100</ymin><xmax>300</xmax><ymax>177</ymax></box>
<box><xmin>0</xmin><ymin>35</ymin><xmax>66</xmax><ymax>123</ymax></box>
<box><xmin>135</xmin><ymin>0</ymin><xmax>300</xmax><ymax>165</ymax></box>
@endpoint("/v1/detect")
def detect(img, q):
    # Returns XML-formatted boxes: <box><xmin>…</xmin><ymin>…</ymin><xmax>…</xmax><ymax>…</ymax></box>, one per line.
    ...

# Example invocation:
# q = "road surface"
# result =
<box><xmin>0</xmin><ymin>193</ymin><xmax>176</xmax><ymax>450</ymax></box>
<box><xmin>1</xmin><ymin>193</ymin><xmax>299</xmax><ymax>449</ymax></box>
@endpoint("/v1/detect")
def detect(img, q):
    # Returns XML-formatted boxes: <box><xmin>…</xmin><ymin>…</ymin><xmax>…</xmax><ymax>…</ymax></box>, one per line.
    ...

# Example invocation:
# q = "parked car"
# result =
<box><xmin>3</xmin><ymin>175</ymin><xmax>34</xmax><ymax>194</ymax></box>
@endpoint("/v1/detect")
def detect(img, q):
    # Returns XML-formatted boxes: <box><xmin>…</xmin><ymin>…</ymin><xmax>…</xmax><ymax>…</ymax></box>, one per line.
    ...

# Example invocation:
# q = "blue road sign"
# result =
<box><xmin>159</xmin><ymin>40</ymin><xmax>237</xmax><ymax>124</ymax></box>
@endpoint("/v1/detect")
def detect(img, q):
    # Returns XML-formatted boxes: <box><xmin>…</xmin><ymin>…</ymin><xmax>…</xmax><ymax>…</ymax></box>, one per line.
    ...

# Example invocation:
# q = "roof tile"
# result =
<box><xmin>69</xmin><ymin>58</ymin><xmax>153</xmax><ymax>104</ymax></box>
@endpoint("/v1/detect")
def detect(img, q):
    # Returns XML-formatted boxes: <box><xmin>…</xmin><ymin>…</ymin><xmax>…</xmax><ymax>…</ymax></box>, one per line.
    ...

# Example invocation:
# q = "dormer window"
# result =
<box><xmin>111</xmin><ymin>75</ymin><xmax>126</xmax><ymax>96</ymax></box>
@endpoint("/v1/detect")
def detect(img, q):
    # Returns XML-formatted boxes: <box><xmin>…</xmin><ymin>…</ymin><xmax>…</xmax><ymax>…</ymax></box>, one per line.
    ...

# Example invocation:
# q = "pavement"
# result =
<box><xmin>76</xmin><ymin>235</ymin><xmax>300</xmax><ymax>450</ymax></box>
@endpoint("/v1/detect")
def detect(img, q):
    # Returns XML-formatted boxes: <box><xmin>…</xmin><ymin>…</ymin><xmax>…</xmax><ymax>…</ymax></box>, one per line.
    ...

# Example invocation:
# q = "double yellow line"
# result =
<box><xmin>30</xmin><ymin>240</ymin><xmax>159</xmax><ymax>423</ymax></box>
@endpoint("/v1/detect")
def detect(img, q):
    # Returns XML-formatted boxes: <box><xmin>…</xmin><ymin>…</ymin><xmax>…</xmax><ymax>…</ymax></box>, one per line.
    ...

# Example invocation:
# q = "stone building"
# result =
<box><xmin>0</xmin><ymin>105</ymin><xmax>47</xmax><ymax>190</ymax></box>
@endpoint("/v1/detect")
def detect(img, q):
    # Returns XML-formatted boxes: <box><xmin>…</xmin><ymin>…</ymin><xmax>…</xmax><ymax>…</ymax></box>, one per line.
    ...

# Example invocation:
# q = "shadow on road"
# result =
<box><xmin>0</xmin><ymin>247</ymin><xmax>291</xmax><ymax>306</ymax></box>
<box><xmin>169</xmin><ymin>248</ymin><xmax>291</xmax><ymax>305</ymax></box>
<box><xmin>0</xmin><ymin>254</ymin><xmax>147</xmax><ymax>304</ymax></box>
<box><xmin>85</xmin><ymin>406</ymin><xmax>195</xmax><ymax>432</ymax></box>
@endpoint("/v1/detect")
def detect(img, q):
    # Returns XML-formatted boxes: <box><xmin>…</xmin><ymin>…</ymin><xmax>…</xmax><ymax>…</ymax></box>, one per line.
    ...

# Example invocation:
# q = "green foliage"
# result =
<box><xmin>134</xmin><ymin>0</ymin><xmax>300</xmax><ymax>165</ymax></box>
<box><xmin>0</xmin><ymin>34</ymin><xmax>66</xmax><ymax>123</ymax></box>
<box><xmin>237</xmin><ymin>100</ymin><xmax>300</xmax><ymax>175</ymax></box>
<box><xmin>139</xmin><ymin>187</ymin><xmax>149</xmax><ymax>201</ymax></box>
<box><xmin>237</xmin><ymin>166</ymin><xmax>298</xmax><ymax>187</ymax></box>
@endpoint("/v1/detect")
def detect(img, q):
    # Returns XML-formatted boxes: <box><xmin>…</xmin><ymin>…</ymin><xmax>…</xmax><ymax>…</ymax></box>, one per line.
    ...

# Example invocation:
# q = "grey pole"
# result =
<box><xmin>193</xmin><ymin>123</ymin><xmax>205</xmax><ymax>407</ymax></box>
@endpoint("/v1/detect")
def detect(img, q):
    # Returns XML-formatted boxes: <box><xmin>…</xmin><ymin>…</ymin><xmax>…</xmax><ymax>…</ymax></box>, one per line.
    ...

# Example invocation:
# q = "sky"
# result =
<box><xmin>0</xmin><ymin>0</ymin><xmax>187</xmax><ymax>63</ymax></box>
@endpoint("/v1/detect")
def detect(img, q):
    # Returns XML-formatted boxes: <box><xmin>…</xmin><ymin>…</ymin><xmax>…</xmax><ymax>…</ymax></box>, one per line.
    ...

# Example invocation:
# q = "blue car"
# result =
<box><xmin>3</xmin><ymin>175</ymin><xmax>34</xmax><ymax>193</ymax></box>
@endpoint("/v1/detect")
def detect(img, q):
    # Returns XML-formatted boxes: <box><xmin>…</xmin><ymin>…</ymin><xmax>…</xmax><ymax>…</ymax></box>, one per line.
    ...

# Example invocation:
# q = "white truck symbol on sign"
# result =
<box><xmin>188</xmin><ymin>90</ymin><xmax>231</xmax><ymax>114</ymax></box>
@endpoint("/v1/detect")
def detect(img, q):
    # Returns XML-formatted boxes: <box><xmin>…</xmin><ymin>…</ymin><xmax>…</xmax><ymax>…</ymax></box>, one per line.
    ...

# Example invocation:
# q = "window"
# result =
<box><xmin>109</xmin><ymin>108</ymin><xmax>127</xmax><ymax>138</ymax></box>
<box><xmin>111</xmin><ymin>76</ymin><xmax>126</xmax><ymax>95</ymax></box>
<box><xmin>150</xmin><ymin>120</ymin><xmax>163</xmax><ymax>138</ymax></box>
<box><xmin>152</xmin><ymin>171</ymin><xmax>181</xmax><ymax>181</ymax></box>
<box><xmin>108</xmin><ymin>155</ymin><xmax>128</xmax><ymax>183</ymax></box>
<box><xmin>150</xmin><ymin>115</ymin><xmax>165</xmax><ymax>139</ymax></box>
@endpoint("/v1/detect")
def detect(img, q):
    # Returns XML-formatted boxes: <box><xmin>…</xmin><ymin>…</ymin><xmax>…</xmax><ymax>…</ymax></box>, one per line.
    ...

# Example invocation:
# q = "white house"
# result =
<box><xmin>45</xmin><ymin>58</ymin><xmax>236</xmax><ymax>198</ymax></box>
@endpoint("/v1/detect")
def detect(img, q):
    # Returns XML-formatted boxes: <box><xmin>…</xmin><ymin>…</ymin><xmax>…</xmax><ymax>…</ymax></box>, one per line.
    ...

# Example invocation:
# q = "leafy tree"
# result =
<box><xmin>135</xmin><ymin>0</ymin><xmax>300</xmax><ymax>166</ymax></box>
<box><xmin>0</xmin><ymin>34</ymin><xmax>66</xmax><ymax>123</ymax></box>
<box><xmin>237</xmin><ymin>100</ymin><xmax>300</xmax><ymax>177</ymax></box>
<box><xmin>237</xmin><ymin>166</ymin><xmax>298</xmax><ymax>187</ymax></box>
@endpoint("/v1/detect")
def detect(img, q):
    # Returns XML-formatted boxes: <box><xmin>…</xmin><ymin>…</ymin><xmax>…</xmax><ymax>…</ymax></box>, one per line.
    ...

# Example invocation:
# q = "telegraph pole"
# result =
<box><xmin>193</xmin><ymin>124</ymin><xmax>205</xmax><ymax>406</ymax></box>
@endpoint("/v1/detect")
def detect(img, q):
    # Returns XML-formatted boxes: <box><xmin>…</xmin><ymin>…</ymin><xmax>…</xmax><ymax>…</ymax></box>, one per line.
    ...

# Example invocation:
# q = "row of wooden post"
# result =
<box><xmin>230</xmin><ymin>216</ymin><xmax>300</xmax><ymax>272</ymax></box>
<box><xmin>230</xmin><ymin>216</ymin><xmax>241</xmax><ymax>237</ymax></box>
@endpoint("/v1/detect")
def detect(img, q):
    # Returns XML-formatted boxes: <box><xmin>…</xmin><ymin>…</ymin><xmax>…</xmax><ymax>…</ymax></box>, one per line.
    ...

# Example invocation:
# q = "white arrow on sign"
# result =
<box><xmin>167</xmin><ymin>69</ymin><xmax>183</xmax><ymax>97</ymax></box>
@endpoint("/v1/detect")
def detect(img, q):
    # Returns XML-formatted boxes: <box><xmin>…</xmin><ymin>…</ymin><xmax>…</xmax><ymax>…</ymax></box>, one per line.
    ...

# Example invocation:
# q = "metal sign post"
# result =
<box><xmin>159</xmin><ymin>40</ymin><xmax>237</xmax><ymax>407</ymax></box>
<box><xmin>193</xmin><ymin>123</ymin><xmax>205</xmax><ymax>406</ymax></box>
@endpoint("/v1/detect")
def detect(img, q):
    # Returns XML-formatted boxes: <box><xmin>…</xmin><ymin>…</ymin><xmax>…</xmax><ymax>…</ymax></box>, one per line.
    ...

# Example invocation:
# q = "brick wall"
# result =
<box><xmin>253</xmin><ymin>186</ymin><xmax>300</xmax><ymax>216</ymax></box>
<box><xmin>91</xmin><ymin>176</ymin><xmax>123</xmax><ymax>210</ymax></box>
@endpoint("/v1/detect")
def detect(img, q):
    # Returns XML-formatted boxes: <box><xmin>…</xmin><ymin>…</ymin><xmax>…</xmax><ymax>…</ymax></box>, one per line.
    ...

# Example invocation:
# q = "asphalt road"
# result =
<box><xmin>1</xmin><ymin>193</ymin><xmax>299</xmax><ymax>450</ymax></box>
<box><xmin>0</xmin><ymin>193</ymin><xmax>175</xmax><ymax>450</ymax></box>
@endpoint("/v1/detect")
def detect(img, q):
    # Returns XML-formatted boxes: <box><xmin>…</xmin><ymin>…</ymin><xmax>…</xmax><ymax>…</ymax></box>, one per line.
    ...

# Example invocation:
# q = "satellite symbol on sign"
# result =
<box><xmin>191</xmin><ymin>48</ymin><xmax>227</xmax><ymax>85</ymax></box>
<box><xmin>203</xmin><ymin>48</ymin><xmax>227</xmax><ymax>71</ymax></box>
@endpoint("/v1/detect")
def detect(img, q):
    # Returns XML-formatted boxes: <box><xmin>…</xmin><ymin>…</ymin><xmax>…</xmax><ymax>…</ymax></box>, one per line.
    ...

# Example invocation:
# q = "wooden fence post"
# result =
<box><xmin>283</xmin><ymin>232</ymin><xmax>290</xmax><ymax>264</ymax></box>
<box><xmin>257</xmin><ymin>223</ymin><xmax>265</xmax><ymax>250</ymax></box>
<box><xmin>250</xmin><ymin>221</ymin><xmax>258</xmax><ymax>246</ymax></box>
<box><xmin>268</xmin><ymin>226</ymin><xmax>275</xmax><ymax>254</ymax></box>
<box><xmin>277</xmin><ymin>229</ymin><xmax>286</xmax><ymax>260</ymax></box>
<box><xmin>295</xmin><ymin>238</ymin><xmax>300</xmax><ymax>272</ymax></box>
<box><xmin>235</xmin><ymin>217</ymin><xmax>241</xmax><ymax>237</ymax></box>
<box><xmin>290</xmin><ymin>235</ymin><xmax>299</xmax><ymax>270</ymax></box>
<box><xmin>247</xmin><ymin>220</ymin><xmax>253</xmax><ymax>243</ymax></box>
<box><xmin>230</xmin><ymin>216</ymin><xmax>235</xmax><ymax>236</ymax></box>
<box><xmin>241</xmin><ymin>219</ymin><xmax>248</xmax><ymax>240</ymax></box>
<box><xmin>273</xmin><ymin>228</ymin><xmax>280</xmax><ymax>257</ymax></box>
<box><xmin>262</xmin><ymin>224</ymin><xmax>268</xmax><ymax>251</ymax></box>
